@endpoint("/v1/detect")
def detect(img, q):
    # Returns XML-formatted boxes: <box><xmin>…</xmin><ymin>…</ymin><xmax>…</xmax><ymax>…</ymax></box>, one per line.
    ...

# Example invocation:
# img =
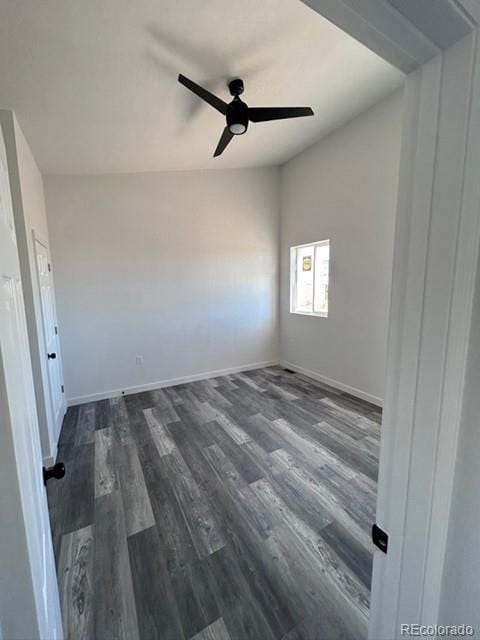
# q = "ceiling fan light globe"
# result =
<box><xmin>229</xmin><ymin>123</ymin><xmax>247</xmax><ymax>135</ymax></box>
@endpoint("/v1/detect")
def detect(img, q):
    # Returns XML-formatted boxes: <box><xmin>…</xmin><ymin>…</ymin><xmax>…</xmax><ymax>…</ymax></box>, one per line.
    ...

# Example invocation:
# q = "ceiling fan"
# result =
<box><xmin>178</xmin><ymin>74</ymin><xmax>314</xmax><ymax>157</ymax></box>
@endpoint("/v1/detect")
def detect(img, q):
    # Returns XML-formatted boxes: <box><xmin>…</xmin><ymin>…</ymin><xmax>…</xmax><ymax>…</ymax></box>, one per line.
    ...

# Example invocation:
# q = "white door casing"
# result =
<box><xmin>0</xmin><ymin>118</ymin><xmax>62</xmax><ymax>638</ymax></box>
<box><xmin>34</xmin><ymin>234</ymin><xmax>65</xmax><ymax>443</ymax></box>
<box><xmin>0</xmin><ymin>109</ymin><xmax>66</xmax><ymax>466</ymax></box>
<box><xmin>370</xmin><ymin>30</ymin><xmax>480</xmax><ymax>637</ymax></box>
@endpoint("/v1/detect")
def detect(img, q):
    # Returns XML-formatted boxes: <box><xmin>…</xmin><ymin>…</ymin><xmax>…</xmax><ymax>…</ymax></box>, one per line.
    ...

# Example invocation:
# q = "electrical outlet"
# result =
<box><xmin>135</xmin><ymin>355</ymin><xmax>144</xmax><ymax>365</ymax></box>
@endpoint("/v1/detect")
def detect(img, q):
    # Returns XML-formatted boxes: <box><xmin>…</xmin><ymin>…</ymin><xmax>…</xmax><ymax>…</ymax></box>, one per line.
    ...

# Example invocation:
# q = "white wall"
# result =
<box><xmin>0</xmin><ymin>110</ymin><xmax>64</xmax><ymax>463</ymax></box>
<box><xmin>279</xmin><ymin>91</ymin><xmax>403</xmax><ymax>404</ymax></box>
<box><xmin>45</xmin><ymin>168</ymin><xmax>280</xmax><ymax>403</ymax></box>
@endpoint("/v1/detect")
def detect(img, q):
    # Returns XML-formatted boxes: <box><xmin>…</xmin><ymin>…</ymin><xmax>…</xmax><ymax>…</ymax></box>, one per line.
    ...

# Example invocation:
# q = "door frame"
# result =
<box><xmin>0</xmin><ymin>113</ymin><xmax>63</xmax><ymax>640</ymax></box>
<box><xmin>32</xmin><ymin>228</ymin><xmax>66</xmax><ymax>450</ymax></box>
<box><xmin>300</xmin><ymin>1</ymin><xmax>480</xmax><ymax>637</ymax></box>
<box><xmin>371</xmin><ymin>33</ymin><xmax>480</xmax><ymax>636</ymax></box>
<box><xmin>0</xmin><ymin>109</ymin><xmax>66</xmax><ymax>466</ymax></box>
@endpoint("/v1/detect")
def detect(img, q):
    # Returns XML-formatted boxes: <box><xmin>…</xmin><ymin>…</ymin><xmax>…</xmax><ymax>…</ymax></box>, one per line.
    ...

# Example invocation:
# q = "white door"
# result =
<box><xmin>0</xmin><ymin>125</ymin><xmax>62</xmax><ymax>637</ymax></box>
<box><xmin>34</xmin><ymin>236</ymin><xmax>64</xmax><ymax>441</ymax></box>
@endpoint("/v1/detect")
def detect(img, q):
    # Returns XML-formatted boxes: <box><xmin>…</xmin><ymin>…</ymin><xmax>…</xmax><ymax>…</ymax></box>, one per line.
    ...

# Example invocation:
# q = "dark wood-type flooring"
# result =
<box><xmin>47</xmin><ymin>366</ymin><xmax>381</xmax><ymax>640</ymax></box>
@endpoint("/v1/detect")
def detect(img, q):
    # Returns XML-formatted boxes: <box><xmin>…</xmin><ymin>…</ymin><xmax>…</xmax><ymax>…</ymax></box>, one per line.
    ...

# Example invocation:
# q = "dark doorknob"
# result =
<box><xmin>47</xmin><ymin>352</ymin><xmax>57</xmax><ymax>359</ymax></box>
<box><xmin>43</xmin><ymin>462</ymin><xmax>65</xmax><ymax>486</ymax></box>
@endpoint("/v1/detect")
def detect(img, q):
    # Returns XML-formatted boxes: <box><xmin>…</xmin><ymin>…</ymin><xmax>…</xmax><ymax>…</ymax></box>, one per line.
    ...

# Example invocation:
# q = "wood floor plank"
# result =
<box><xmin>206</xmin><ymin>545</ymin><xmax>277</xmax><ymax>640</ymax></box>
<box><xmin>250</xmin><ymin>479</ymin><xmax>370</xmax><ymax>622</ymax></box>
<box><xmin>202</xmin><ymin>404</ymin><xmax>251</xmax><ymax>445</ymax></box>
<box><xmin>155</xmin><ymin>488</ymin><xmax>200</xmax><ymax>573</ymax></box>
<box><xmin>234</xmin><ymin>372</ymin><xmax>266</xmax><ymax>392</ymax></box>
<box><xmin>268</xmin><ymin>417</ymin><xmax>356</xmax><ymax>480</ymax></box>
<box><xmin>313</xmin><ymin>465</ymin><xmax>376</xmax><ymax>535</ymax></box>
<box><xmin>58</xmin><ymin>525</ymin><xmax>94</xmax><ymax>640</ymax></box>
<box><xmin>207</xmin><ymin>482</ymin><xmax>296</xmax><ymax>637</ymax></box>
<box><xmin>94</xmin><ymin>491</ymin><xmax>140</xmax><ymax>640</ymax></box>
<box><xmin>117</xmin><ymin>442</ymin><xmax>155</xmax><ymax>536</ymax></box>
<box><xmin>64</xmin><ymin>443</ymin><xmax>95</xmax><ymax>534</ymax></box>
<box><xmin>319</xmin><ymin>397</ymin><xmax>378</xmax><ymax>432</ymax></box>
<box><xmin>164</xmin><ymin>449</ymin><xmax>227</xmax><ymax>559</ymax></box>
<box><xmin>265</xmin><ymin>381</ymin><xmax>300</xmax><ymax>402</ymax></box>
<box><xmin>110</xmin><ymin>396</ymin><xmax>133</xmax><ymax>445</ymax></box>
<box><xmin>151</xmin><ymin>387</ymin><xmax>179</xmax><ymax>411</ymax></box>
<box><xmin>58</xmin><ymin>405</ymin><xmax>79</xmax><ymax>446</ymax></box>
<box><xmin>287</xmin><ymin>370</ymin><xmax>342</xmax><ymax>397</ymax></box>
<box><xmin>168</xmin><ymin>420</ymin><xmax>219</xmax><ymax>494</ymax></box>
<box><xmin>163</xmin><ymin>385</ymin><xmax>185</xmax><ymax>406</ymax></box>
<box><xmin>169</xmin><ymin>559</ymin><xmax>221</xmax><ymax>639</ymax></box>
<box><xmin>311</xmin><ymin>421</ymin><xmax>378</xmax><ymax>482</ymax></box>
<box><xmin>241</xmin><ymin>441</ymin><xmax>297</xmax><ymax>478</ymax></box>
<box><xmin>149</xmin><ymin>388</ymin><xmax>180</xmax><ymax>422</ymax></box>
<box><xmin>239</xmin><ymin>413</ymin><xmax>283</xmax><ymax>453</ymax></box>
<box><xmin>267</xmin><ymin>468</ymin><xmax>333</xmax><ymax>534</ymax></box>
<box><xmin>203</xmin><ymin>420</ymin><xmax>264</xmax><ymax>484</ymax></box>
<box><xmin>175</xmin><ymin>396</ymin><xmax>212</xmax><ymax>428</ymax></box>
<box><xmin>271</xmin><ymin>400</ymin><xmax>320</xmax><ymax>436</ymax></box>
<box><xmin>95</xmin><ymin>398</ymin><xmax>114</xmax><ymax>431</ymax></box>
<box><xmin>283</xmin><ymin>611</ymin><xmax>356</xmax><ymax>640</ymax></box>
<box><xmin>143</xmin><ymin>407</ymin><xmax>177</xmax><ymax>456</ymax></box>
<box><xmin>128</xmin><ymin>526</ymin><xmax>184</xmax><ymax>640</ymax></box>
<box><xmin>189</xmin><ymin>380</ymin><xmax>233</xmax><ymax>409</ymax></box>
<box><xmin>262</xmin><ymin>525</ymin><xmax>367</xmax><ymax>640</ymax></box>
<box><xmin>274</xmin><ymin>462</ymin><xmax>371</xmax><ymax>551</ymax></box>
<box><xmin>291</xmin><ymin>397</ymin><xmax>367</xmax><ymax>440</ymax></box>
<box><xmin>127</xmin><ymin>396</ymin><xmax>159</xmax><ymax>449</ymax></box>
<box><xmin>125</xmin><ymin>390</ymin><xmax>156</xmax><ymax>411</ymax></box>
<box><xmin>191</xmin><ymin>618</ymin><xmax>232</xmax><ymax>640</ymax></box>
<box><xmin>136</xmin><ymin>437</ymin><xmax>198</xmax><ymax>572</ymax></box>
<box><xmin>172</xmin><ymin>403</ymin><xmax>217</xmax><ymax>447</ymax></box>
<box><xmin>203</xmin><ymin>444</ymin><xmax>248</xmax><ymax>492</ymax></box>
<box><xmin>226</xmin><ymin>379</ymin><xmax>282</xmax><ymax>422</ymax></box>
<box><xmin>210</xmin><ymin>388</ymin><xmax>256</xmax><ymax>422</ymax></box>
<box><xmin>320</xmin><ymin>520</ymin><xmax>373</xmax><ymax>590</ymax></box>
<box><xmin>95</xmin><ymin>427</ymin><xmax>117</xmax><ymax>498</ymax></box>
<box><xmin>75</xmin><ymin>402</ymin><xmax>96</xmax><ymax>446</ymax></box>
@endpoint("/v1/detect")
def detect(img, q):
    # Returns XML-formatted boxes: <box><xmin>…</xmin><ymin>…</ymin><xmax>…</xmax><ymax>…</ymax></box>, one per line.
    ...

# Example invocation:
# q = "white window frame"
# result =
<box><xmin>290</xmin><ymin>239</ymin><xmax>330</xmax><ymax>318</ymax></box>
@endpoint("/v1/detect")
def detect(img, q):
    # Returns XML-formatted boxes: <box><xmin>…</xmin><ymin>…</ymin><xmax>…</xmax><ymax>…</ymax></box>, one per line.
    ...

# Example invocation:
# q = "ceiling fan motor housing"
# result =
<box><xmin>228</xmin><ymin>78</ymin><xmax>244</xmax><ymax>96</ymax></box>
<box><xmin>227</xmin><ymin>97</ymin><xmax>249</xmax><ymax>135</ymax></box>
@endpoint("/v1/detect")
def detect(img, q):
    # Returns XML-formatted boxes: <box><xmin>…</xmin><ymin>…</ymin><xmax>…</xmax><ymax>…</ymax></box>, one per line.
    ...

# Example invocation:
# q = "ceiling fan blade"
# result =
<box><xmin>248</xmin><ymin>106</ymin><xmax>314</xmax><ymax>122</ymax></box>
<box><xmin>178</xmin><ymin>74</ymin><xmax>227</xmax><ymax>115</ymax></box>
<box><xmin>213</xmin><ymin>127</ymin><xmax>234</xmax><ymax>157</ymax></box>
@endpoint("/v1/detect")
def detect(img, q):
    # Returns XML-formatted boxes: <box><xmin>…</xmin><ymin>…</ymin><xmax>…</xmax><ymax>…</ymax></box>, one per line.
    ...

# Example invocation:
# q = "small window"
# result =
<box><xmin>290</xmin><ymin>240</ymin><xmax>330</xmax><ymax>317</ymax></box>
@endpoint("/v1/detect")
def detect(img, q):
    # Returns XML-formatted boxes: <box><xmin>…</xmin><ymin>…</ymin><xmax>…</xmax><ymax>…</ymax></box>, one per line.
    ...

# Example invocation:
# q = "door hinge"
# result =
<box><xmin>372</xmin><ymin>523</ymin><xmax>388</xmax><ymax>554</ymax></box>
<box><xmin>61</xmin><ymin>385</ymin><xmax>64</xmax><ymax>393</ymax></box>
<box><xmin>48</xmin><ymin>263</ymin><xmax>51</xmax><ymax>272</ymax></box>
<box><xmin>54</xmin><ymin>325</ymin><xmax>58</xmax><ymax>335</ymax></box>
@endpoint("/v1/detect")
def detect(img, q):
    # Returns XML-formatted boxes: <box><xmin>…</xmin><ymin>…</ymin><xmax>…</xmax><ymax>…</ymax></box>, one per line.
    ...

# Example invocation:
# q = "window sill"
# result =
<box><xmin>290</xmin><ymin>311</ymin><xmax>328</xmax><ymax>318</ymax></box>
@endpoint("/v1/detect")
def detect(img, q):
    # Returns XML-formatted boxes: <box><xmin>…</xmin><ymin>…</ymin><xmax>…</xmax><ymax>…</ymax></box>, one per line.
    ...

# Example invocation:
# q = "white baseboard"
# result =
<box><xmin>280</xmin><ymin>360</ymin><xmax>383</xmax><ymax>407</ymax></box>
<box><xmin>67</xmin><ymin>360</ymin><xmax>280</xmax><ymax>406</ymax></box>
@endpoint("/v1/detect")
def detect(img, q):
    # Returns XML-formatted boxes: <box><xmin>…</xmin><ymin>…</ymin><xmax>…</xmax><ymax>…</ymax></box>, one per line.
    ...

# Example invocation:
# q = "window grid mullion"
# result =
<box><xmin>311</xmin><ymin>244</ymin><xmax>316</xmax><ymax>313</ymax></box>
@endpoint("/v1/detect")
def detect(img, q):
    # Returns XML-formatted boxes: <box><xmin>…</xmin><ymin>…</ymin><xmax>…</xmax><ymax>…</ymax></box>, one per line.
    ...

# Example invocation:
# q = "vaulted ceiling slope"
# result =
<box><xmin>0</xmin><ymin>0</ymin><xmax>404</xmax><ymax>174</ymax></box>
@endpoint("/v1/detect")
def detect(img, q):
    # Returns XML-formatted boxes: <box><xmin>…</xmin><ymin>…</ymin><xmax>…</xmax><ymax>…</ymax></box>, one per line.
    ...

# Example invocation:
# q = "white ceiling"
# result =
<box><xmin>0</xmin><ymin>0</ymin><xmax>404</xmax><ymax>175</ymax></box>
